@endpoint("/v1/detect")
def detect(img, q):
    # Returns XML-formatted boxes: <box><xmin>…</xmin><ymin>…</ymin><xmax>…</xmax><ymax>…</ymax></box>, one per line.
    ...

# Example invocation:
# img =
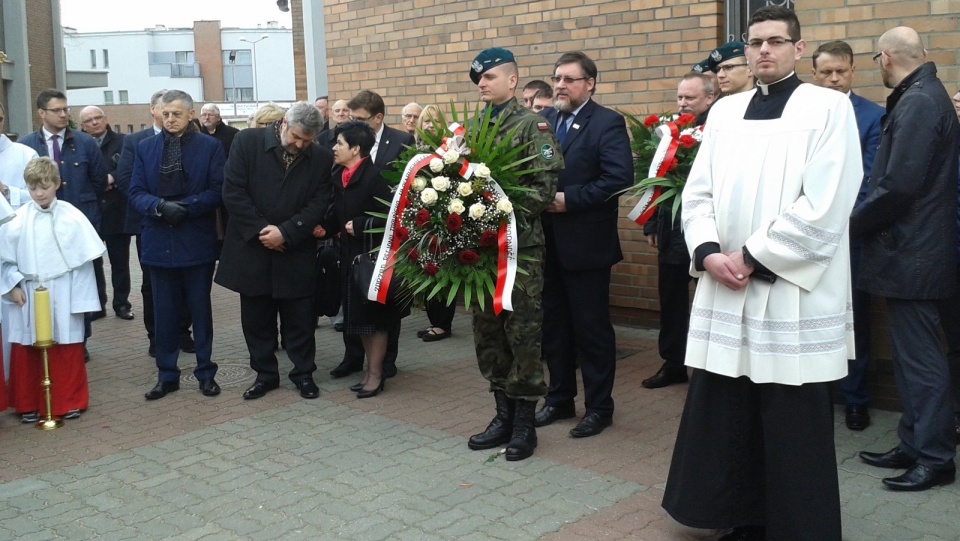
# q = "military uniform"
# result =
<box><xmin>470</xmin><ymin>97</ymin><xmax>561</xmax><ymax>402</ymax></box>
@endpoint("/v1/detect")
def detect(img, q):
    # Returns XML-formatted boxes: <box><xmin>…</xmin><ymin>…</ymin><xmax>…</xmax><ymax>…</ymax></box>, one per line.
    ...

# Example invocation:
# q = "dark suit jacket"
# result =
<box><xmin>215</xmin><ymin>127</ymin><xmax>333</xmax><ymax>299</ymax></box>
<box><xmin>850</xmin><ymin>92</ymin><xmax>883</xmax><ymax>205</ymax></box>
<box><xmin>116</xmin><ymin>127</ymin><xmax>158</xmax><ymax>234</ymax></box>
<box><xmin>541</xmin><ymin>99</ymin><xmax>633</xmax><ymax>271</ymax></box>
<box><xmin>95</xmin><ymin>127</ymin><xmax>128</xmax><ymax>235</ymax></box>
<box><xmin>372</xmin><ymin>124</ymin><xmax>414</xmax><ymax>170</ymax></box>
<box><xmin>205</xmin><ymin>120</ymin><xmax>240</xmax><ymax>156</ymax></box>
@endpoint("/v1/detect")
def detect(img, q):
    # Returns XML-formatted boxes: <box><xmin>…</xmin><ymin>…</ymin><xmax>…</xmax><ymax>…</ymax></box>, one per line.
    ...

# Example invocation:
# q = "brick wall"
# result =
<box><xmin>318</xmin><ymin>0</ymin><xmax>960</xmax><ymax>409</ymax></box>
<box><xmin>25</xmin><ymin>0</ymin><xmax>58</xmax><ymax>132</ymax></box>
<box><xmin>194</xmin><ymin>21</ymin><xmax>225</xmax><ymax>102</ymax></box>
<box><xmin>292</xmin><ymin>0</ymin><xmax>308</xmax><ymax>101</ymax></box>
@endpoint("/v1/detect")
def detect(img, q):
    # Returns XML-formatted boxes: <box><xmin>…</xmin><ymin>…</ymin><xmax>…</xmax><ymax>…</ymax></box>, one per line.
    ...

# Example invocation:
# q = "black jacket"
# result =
<box><xmin>96</xmin><ymin>127</ymin><xmax>128</xmax><ymax>235</ymax></box>
<box><xmin>215</xmin><ymin>125</ymin><xmax>333</xmax><ymax>298</ymax></box>
<box><xmin>851</xmin><ymin>62</ymin><xmax>960</xmax><ymax>299</ymax></box>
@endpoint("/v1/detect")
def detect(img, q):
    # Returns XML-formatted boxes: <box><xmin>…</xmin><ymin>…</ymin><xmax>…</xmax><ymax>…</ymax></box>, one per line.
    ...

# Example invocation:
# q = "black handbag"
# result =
<box><xmin>350</xmin><ymin>217</ymin><xmax>401</xmax><ymax>304</ymax></box>
<box><xmin>313</xmin><ymin>240</ymin><xmax>341</xmax><ymax>317</ymax></box>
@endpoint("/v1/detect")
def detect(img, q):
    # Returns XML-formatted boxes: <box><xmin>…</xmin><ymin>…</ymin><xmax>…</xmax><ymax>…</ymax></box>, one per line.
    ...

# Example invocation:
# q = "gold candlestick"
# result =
<box><xmin>32</xmin><ymin>287</ymin><xmax>61</xmax><ymax>430</ymax></box>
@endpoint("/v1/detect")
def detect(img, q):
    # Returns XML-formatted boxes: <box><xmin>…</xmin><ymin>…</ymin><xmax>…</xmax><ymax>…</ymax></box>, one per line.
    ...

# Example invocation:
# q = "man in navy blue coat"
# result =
<box><xmin>535</xmin><ymin>52</ymin><xmax>634</xmax><ymax>438</ymax></box>
<box><xmin>129</xmin><ymin>90</ymin><xmax>224</xmax><ymax>401</ymax></box>
<box><xmin>812</xmin><ymin>40</ymin><xmax>884</xmax><ymax>432</ymax></box>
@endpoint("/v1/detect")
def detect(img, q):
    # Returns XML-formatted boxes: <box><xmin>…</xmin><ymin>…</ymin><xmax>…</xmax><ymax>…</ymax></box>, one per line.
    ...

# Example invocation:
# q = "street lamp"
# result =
<box><xmin>239</xmin><ymin>34</ymin><xmax>269</xmax><ymax>107</ymax></box>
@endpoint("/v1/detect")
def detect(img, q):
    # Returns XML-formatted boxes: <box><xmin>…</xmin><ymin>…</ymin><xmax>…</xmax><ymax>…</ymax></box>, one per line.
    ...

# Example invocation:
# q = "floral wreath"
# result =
<box><xmin>372</xmin><ymin>105</ymin><xmax>541</xmax><ymax>313</ymax></box>
<box><xmin>619</xmin><ymin>111</ymin><xmax>703</xmax><ymax>225</ymax></box>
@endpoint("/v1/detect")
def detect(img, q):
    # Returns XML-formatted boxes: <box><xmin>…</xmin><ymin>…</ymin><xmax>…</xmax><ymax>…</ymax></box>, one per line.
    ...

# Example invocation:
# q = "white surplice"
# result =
<box><xmin>0</xmin><ymin>199</ymin><xmax>104</xmax><ymax>345</ymax></box>
<box><xmin>681</xmin><ymin>84</ymin><xmax>863</xmax><ymax>385</ymax></box>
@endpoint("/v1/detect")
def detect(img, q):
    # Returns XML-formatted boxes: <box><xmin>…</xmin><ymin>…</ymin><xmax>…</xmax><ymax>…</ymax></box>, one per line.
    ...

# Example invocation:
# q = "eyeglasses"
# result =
<box><xmin>715</xmin><ymin>63</ymin><xmax>749</xmax><ymax>74</ymax></box>
<box><xmin>746</xmin><ymin>37</ymin><xmax>795</xmax><ymax>49</ymax></box>
<box><xmin>402</xmin><ymin>114</ymin><xmax>420</xmax><ymax>121</ymax></box>
<box><xmin>43</xmin><ymin>107</ymin><xmax>70</xmax><ymax>115</ymax></box>
<box><xmin>81</xmin><ymin>114</ymin><xmax>105</xmax><ymax>125</ymax></box>
<box><xmin>550</xmin><ymin>76</ymin><xmax>590</xmax><ymax>85</ymax></box>
<box><xmin>872</xmin><ymin>51</ymin><xmax>885</xmax><ymax>63</ymax></box>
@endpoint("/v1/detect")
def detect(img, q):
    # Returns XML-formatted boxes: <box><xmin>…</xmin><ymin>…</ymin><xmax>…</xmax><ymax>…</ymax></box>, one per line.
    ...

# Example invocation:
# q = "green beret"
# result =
<box><xmin>708</xmin><ymin>41</ymin><xmax>746</xmax><ymax>71</ymax></box>
<box><xmin>691</xmin><ymin>58</ymin><xmax>712</xmax><ymax>74</ymax></box>
<box><xmin>470</xmin><ymin>48</ymin><xmax>516</xmax><ymax>84</ymax></box>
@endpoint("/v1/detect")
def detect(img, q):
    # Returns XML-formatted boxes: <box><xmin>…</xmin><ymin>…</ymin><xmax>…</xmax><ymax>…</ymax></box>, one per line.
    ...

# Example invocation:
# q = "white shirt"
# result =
<box><xmin>41</xmin><ymin>127</ymin><xmax>67</xmax><ymax>160</ymax></box>
<box><xmin>370</xmin><ymin>124</ymin><xmax>385</xmax><ymax>163</ymax></box>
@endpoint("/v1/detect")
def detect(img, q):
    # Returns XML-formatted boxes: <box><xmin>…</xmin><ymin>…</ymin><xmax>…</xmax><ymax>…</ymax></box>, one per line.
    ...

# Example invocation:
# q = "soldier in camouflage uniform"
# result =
<box><xmin>465</xmin><ymin>47</ymin><xmax>563</xmax><ymax>461</ymax></box>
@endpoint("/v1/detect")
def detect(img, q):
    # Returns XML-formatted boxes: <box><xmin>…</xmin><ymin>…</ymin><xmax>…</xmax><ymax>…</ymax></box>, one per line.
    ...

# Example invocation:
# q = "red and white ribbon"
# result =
<box><xmin>489</xmin><ymin>180</ymin><xmax>517</xmax><ymax>314</ymax></box>
<box><xmin>628</xmin><ymin>122</ymin><xmax>680</xmax><ymax>226</ymax></box>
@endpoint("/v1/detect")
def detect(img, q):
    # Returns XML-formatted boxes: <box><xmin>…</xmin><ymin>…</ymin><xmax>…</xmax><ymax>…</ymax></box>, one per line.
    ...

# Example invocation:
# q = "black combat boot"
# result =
<box><xmin>505</xmin><ymin>400</ymin><xmax>538</xmax><ymax>461</ymax></box>
<box><xmin>468</xmin><ymin>390</ymin><xmax>514</xmax><ymax>450</ymax></box>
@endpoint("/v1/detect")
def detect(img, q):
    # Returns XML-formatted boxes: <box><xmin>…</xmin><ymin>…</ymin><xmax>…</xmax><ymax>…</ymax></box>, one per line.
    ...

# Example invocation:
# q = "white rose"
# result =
<box><xmin>429</xmin><ymin>158</ymin><xmax>444</xmax><ymax>173</ymax></box>
<box><xmin>431</xmin><ymin>176</ymin><xmax>450</xmax><ymax>192</ymax></box>
<box><xmin>496</xmin><ymin>197</ymin><xmax>513</xmax><ymax>214</ymax></box>
<box><xmin>474</xmin><ymin>164</ymin><xmax>491</xmax><ymax>178</ymax></box>
<box><xmin>442</xmin><ymin>148</ymin><xmax>460</xmax><ymax>165</ymax></box>
<box><xmin>411</xmin><ymin>176</ymin><xmax>428</xmax><ymax>192</ymax></box>
<box><xmin>468</xmin><ymin>202</ymin><xmax>486</xmax><ymax>219</ymax></box>
<box><xmin>448</xmin><ymin>198</ymin><xmax>465</xmax><ymax>215</ymax></box>
<box><xmin>457</xmin><ymin>182</ymin><xmax>473</xmax><ymax>197</ymax></box>
<box><xmin>420</xmin><ymin>188</ymin><xmax>438</xmax><ymax>205</ymax></box>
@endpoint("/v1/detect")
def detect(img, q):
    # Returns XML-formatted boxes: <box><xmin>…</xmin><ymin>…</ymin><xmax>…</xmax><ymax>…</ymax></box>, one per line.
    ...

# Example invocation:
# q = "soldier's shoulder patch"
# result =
<box><xmin>537</xmin><ymin>122</ymin><xmax>550</xmax><ymax>131</ymax></box>
<box><xmin>540</xmin><ymin>144</ymin><xmax>555</xmax><ymax>160</ymax></box>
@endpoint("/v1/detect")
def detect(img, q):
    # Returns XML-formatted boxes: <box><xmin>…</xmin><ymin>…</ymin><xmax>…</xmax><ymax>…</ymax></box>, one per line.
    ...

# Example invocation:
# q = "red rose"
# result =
<box><xmin>678</xmin><ymin>135</ymin><xmax>696</xmax><ymax>149</ymax></box>
<box><xmin>482</xmin><ymin>191</ymin><xmax>494</xmax><ymax>202</ymax></box>
<box><xmin>415</xmin><ymin>209</ymin><xmax>431</xmax><ymax>227</ymax></box>
<box><xmin>446</xmin><ymin>213</ymin><xmax>462</xmax><ymax>233</ymax></box>
<box><xmin>676</xmin><ymin>113</ymin><xmax>696</xmax><ymax>127</ymax></box>
<box><xmin>643</xmin><ymin>114</ymin><xmax>660</xmax><ymax>128</ymax></box>
<box><xmin>479</xmin><ymin>230</ymin><xmax>498</xmax><ymax>247</ymax></box>
<box><xmin>428</xmin><ymin>236</ymin><xmax>443</xmax><ymax>255</ymax></box>
<box><xmin>394</xmin><ymin>226</ymin><xmax>410</xmax><ymax>243</ymax></box>
<box><xmin>458</xmin><ymin>250</ymin><xmax>480</xmax><ymax>265</ymax></box>
<box><xmin>423</xmin><ymin>262</ymin><xmax>439</xmax><ymax>276</ymax></box>
<box><xmin>666</xmin><ymin>157</ymin><xmax>679</xmax><ymax>171</ymax></box>
<box><xmin>407</xmin><ymin>248</ymin><xmax>419</xmax><ymax>262</ymax></box>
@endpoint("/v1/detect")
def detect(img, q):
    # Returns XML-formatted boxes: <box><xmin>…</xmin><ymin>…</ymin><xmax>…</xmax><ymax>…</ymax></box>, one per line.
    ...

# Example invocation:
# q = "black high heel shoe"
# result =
<box><xmin>349</xmin><ymin>380</ymin><xmax>364</xmax><ymax>392</ymax></box>
<box><xmin>356</xmin><ymin>376</ymin><xmax>386</xmax><ymax>399</ymax></box>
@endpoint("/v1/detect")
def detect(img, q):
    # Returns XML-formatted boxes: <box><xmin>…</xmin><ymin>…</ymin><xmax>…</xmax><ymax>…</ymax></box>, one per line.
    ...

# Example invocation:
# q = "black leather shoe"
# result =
<box><xmin>383</xmin><ymin>362</ymin><xmax>398</xmax><ymax>378</ymax></box>
<box><xmin>295</xmin><ymin>378</ymin><xmax>320</xmax><ymax>399</ymax></box>
<box><xmin>569</xmin><ymin>412</ymin><xmax>613</xmax><ymax>438</ymax></box>
<box><xmin>90</xmin><ymin>310</ymin><xmax>106</xmax><ymax>321</ymax></box>
<box><xmin>534</xmin><ymin>403</ymin><xmax>576</xmax><ymax>427</ymax></box>
<box><xmin>179</xmin><ymin>336</ymin><xmax>196</xmax><ymax>354</ymax></box>
<box><xmin>641</xmin><ymin>363</ymin><xmax>689</xmax><ymax>389</ymax></box>
<box><xmin>882</xmin><ymin>463</ymin><xmax>956</xmax><ymax>491</ymax></box>
<box><xmin>860</xmin><ymin>447</ymin><xmax>915</xmax><ymax>469</ymax></box>
<box><xmin>116</xmin><ymin>307</ymin><xmax>135</xmax><ymax>320</ymax></box>
<box><xmin>718</xmin><ymin>525</ymin><xmax>766</xmax><ymax>541</ymax></box>
<box><xmin>333</xmin><ymin>322</ymin><xmax>344</xmax><ymax>332</ymax></box>
<box><xmin>349</xmin><ymin>380</ymin><xmax>365</xmax><ymax>393</ymax></box>
<box><xmin>243</xmin><ymin>380</ymin><xmax>280</xmax><ymax>400</ymax></box>
<box><xmin>199</xmin><ymin>379</ymin><xmax>221</xmax><ymax>397</ymax></box>
<box><xmin>845</xmin><ymin>405</ymin><xmax>871</xmax><ymax>431</ymax></box>
<box><xmin>145</xmin><ymin>380</ymin><xmax>180</xmax><ymax>400</ymax></box>
<box><xmin>329</xmin><ymin>359</ymin><xmax>363</xmax><ymax>378</ymax></box>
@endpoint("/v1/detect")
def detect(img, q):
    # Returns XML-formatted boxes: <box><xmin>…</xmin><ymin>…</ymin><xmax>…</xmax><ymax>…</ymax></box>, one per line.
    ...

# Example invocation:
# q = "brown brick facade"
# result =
<box><xmin>314</xmin><ymin>0</ymin><xmax>960</xmax><ymax>409</ymax></box>
<box><xmin>24</xmin><ymin>0</ymin><xmax>59</xmax><ymax>131</ymax></box>
<box><xmin>194</xmin><ymin>21</ymin><xmax>225</xmax><ymax>102</ymax></box>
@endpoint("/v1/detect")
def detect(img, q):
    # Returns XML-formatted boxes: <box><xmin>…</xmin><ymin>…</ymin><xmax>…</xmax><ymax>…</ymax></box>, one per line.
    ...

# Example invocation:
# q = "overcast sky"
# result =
<box><xmin>60</xmin><ymin>0</ymin><xmax>293</xmax><ymax>32</ymax></box>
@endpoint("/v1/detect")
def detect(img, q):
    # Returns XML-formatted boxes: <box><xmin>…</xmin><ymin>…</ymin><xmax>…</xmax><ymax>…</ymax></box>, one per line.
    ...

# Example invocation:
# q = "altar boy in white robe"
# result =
<box><xmin>1</xmin><ymin>157</ymin><xmax>103</xmax><ymax>422</ymax></box>
<box><xmin>662</xmin><ymin>6</ymin><xmax>862</xmax><ymax>541</ymax></box>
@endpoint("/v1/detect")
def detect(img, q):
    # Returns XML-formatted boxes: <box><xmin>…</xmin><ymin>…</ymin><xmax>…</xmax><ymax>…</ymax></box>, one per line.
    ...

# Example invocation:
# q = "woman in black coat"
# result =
<box><xmin>326</xmin><ymin>120</ymin><xmax>407</xmax><ymax>398</ymax></box>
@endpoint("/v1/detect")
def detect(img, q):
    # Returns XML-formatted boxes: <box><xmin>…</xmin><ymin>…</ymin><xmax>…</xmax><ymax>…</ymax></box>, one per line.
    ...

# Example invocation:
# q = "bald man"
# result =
<box><xmin>80</xmin><ymin>106</ymin><xmax>133</xmax><ymax>321</ymax></box>
<box><xmin>853</xmin><ymin>26</ymin><xmax>959</xmax><ymax>491</ymax></box>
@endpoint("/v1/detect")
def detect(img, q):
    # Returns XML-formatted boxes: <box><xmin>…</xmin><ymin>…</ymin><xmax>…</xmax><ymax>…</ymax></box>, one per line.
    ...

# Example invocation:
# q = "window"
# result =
<box><xmin>103</xmin><ymin>49</ymin><xmax>109</xmax><ymax>69</ymax></box>
<box><xmin>725</xmin><ymin>0</ymin><xmax>795</xmax><ymax>43</ymax></box>
<box><xmin>127</xmin><ymin>124</ymin><xmax>134</xmax><ymax>133</ymax></box>
<box><xmin>223</xmin><ymin>87</ymin><xmax>254</xmax><ymax>102</ymax></box>
<box><xmin>119</xmin><ymin>90</ymin><xmax>129</xmax><ymax>105</ymax></box>
<box><xmin>114</xmin><ymin>124</ymin><xmax>121</xmax><ymax>132</ymax></box>
<box><xmin>104</xmin><ymin>91</ymin><xmax>113</xmax><ymax>104</ymax></box>
<box><xmin>140</xmin><ymin>123</ymin><xmax>147</xmax><ymax>131</ymax></box>
<box><xmin>90</xmin><ymin>49</ymin><xmax>97</xmax><ymax>68</ymax></box>
<box><xmin>148</xmin><ymin>50</ymin><xmax>199</xmax><ymax>77</ymax></box>
<box><xmin>222</xmin><ymin>50</ymin><xmax>254</xmax><ymax>102</ymax></box>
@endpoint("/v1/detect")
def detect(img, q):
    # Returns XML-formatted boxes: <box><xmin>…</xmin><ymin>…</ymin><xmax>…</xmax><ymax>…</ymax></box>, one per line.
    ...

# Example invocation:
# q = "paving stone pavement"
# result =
<box><xmin>0</xmin><ymin>267</ymin><xmax>958</xmax><ymax>540</ymax></box>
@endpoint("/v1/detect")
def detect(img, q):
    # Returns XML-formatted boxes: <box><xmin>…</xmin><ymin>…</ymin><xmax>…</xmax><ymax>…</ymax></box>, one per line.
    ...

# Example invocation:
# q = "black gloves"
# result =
<box><xmin>157</xmin><ymin>200</ymin><xmax>189</xmax><ymax>226</ymax></box>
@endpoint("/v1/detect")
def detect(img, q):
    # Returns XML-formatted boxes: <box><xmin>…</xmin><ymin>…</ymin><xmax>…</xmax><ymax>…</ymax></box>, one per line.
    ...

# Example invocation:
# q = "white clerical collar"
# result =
<box><xmin>756</xmin><ymin>72</ymin><xmax>796</xmax><ymax>96</ymax></box>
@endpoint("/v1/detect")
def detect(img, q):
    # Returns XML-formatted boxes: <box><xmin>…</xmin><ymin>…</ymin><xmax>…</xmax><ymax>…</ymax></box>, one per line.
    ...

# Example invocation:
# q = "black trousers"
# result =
<box><xmin>542</xmin><ymin>247</ymin><xmax>617</xmax><ymax>417</ymax></box>
<box><xmin>103</xmin><ymin>234</ymin><xmax>132</xmax><ymax>312</ymax></box>
<box><xmin>426</xmin><ymin>297</ymin><xmax>456</xmax><ymax>332</ymax></box>
<box><xmin>241</xmin><ymin>294</ymin><xmax>317</xmax><ymax>383</ymax></box>
<box><xmin>663</xmin><ymin>369</ymin><xmax>841</xmax><ymax>540</ymax></box>
<box><xmin>342</xmin><ymin>319</ymin><xmax>400</xmax><ymax>367</ymax></box>
<box><xmin>93</xmin><ymin>256</ymin><xmax>107</xmax><ymax>312</ymax></box>
<box><xmin>137</xmin><ymin>235</ymin><xmax>191</xmax><ymax>344</ymax></box>
<box><xmin>657</xmin><ymin>261</ymin><xmax>691</xmax><ymax>368</ymax></box>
